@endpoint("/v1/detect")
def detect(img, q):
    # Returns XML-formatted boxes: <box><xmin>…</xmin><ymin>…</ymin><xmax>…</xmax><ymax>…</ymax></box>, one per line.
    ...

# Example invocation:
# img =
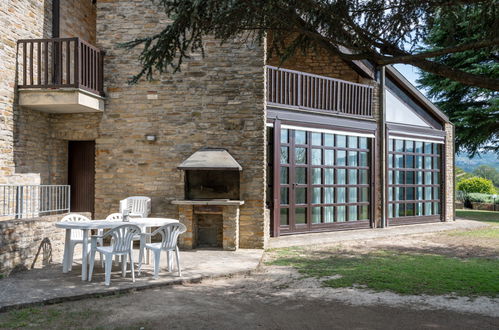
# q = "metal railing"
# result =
<box><xmin>266</xmin><ymin>65</ymin><xmax>373</xmax><ymax>117</ymax></box>
<box><xmin>0</xmin><ymin>185</ymin><xmax>70</xmax><ymax>219</ymax></box>
<box><xmin>17</xmin><ymin>37</ymin><xmax>104</xmax><ymax>96</ymax></box>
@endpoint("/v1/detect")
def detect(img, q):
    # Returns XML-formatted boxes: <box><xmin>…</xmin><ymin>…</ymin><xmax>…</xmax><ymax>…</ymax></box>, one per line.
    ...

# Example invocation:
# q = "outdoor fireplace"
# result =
<box><xmin>172</xmin><ymin>148</ymin><xmax>244</xmax><ymax>251</ymax></box>
<box><xmin>185</xmin><ymin>170</ymin><xmax>240</xmax><ymax>200</ymax></box>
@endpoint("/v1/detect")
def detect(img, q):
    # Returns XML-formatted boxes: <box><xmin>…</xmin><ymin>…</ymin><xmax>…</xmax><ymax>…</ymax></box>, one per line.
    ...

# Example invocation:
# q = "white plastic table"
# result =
<box><xmin>55</xmin><ymin>218</ymin><xmax>179</xmax><ymax>281</ymax></box>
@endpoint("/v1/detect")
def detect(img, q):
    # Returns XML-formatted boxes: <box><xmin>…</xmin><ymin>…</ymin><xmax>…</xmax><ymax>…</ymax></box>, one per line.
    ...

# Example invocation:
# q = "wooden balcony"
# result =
<box><xmin>17</xmin><ymin>38</ymin><xmax>104</xmax><ymax>113</ymax></box>
<box><xmin>266</xmin><ymin>66</ymin><xmax>373</xmax><ymax>118</ymax></box>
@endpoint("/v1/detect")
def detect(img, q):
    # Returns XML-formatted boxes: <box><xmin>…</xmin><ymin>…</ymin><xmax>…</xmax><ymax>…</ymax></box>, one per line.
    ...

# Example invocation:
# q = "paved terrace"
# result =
<box><xmin>0</xmin><ymin>219</ymin><xmax>485</xmax><ymax>312</ymax></box>
<box><xmin>0</xmin><ymin>249</ymin><xmax>263</xmax><ymax>312</ymax></box>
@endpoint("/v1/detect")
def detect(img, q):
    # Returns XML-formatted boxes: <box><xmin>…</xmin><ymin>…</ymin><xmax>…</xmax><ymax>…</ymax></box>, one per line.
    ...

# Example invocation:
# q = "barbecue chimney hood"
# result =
<box><xmin>178</xmin><ymin>148</ymin><xmax>242</xmax><ymax>171</ymax></box>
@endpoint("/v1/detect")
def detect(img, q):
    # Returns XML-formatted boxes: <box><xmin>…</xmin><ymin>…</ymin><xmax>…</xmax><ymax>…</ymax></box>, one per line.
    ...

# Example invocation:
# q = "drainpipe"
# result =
<box><xmin>52</xmin><ymin>0</ymin><xmax>60</xmax><ymax>38</ymax></box>
<box><xmin>52</xmin><ymin>0</ymin><xmax>60</xmax><ymax>84</ymax></box>
<box><xmin>379</xmin><ymin>66</ymin><xmax>387</xmax><ymax>228</ymax></box>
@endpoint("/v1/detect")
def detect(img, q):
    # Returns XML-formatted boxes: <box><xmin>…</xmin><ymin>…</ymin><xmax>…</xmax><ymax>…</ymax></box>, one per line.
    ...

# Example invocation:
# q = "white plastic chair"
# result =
<box><xmin>120</xmin><ymin>196</ymin><xmax>152</xmax><ymax>262</ymax></box>
<box><xmin>61</xmin><ymin>213</ymin><xmax>92</xmax><ymax>271</ymax></box>
<box><xmin>100</xmin><ymin>213</ymin><xmax>124</xmax><ymax>266</ymax></box>
<box><xmin>119</xmin><ymin>197</ymin><xmax>151</xmax><ymax>218</ymax></box>
<box><xmin>88</xmin><ymin>224</ymin><xmax>141</xmax><ymax>286</ymax></box>
<box><xmin>138</xmin><ymin>223</ymin><xmax>186</xmax><ymax>279</ymax></box>
<box><xmin>98</xmin><ymin>213</ymin><xmax>123</xmax><ymax>240</ymax></box>
<box><xmin>106</xmin><ymin>213</ymin><xmax>124</xmax><ymax>221</ymax></box>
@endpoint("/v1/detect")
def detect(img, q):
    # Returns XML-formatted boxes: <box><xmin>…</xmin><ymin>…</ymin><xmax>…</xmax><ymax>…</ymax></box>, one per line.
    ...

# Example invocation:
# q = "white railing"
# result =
<box><xmin>0</xmin><ymin>185</ymin><xmax>70</xmax><ymax>219</ymax></box>
<box><xmin>266</xmin><ymin>65</ymin><xmax>374</xmax><ymax>117</ymax></box>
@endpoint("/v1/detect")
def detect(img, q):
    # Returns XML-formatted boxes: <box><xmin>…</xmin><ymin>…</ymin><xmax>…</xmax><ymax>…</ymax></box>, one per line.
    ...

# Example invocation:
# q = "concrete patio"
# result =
<box><xmin>0</xmin><ymin>249</ymin><xmax>263</xmax><ymax>312</ymax></box>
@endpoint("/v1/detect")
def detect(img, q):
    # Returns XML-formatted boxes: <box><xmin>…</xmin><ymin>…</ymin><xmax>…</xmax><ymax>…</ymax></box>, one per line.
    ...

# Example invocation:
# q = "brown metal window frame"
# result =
<box><xmin>387</xmin><ymin>138</ymin><xmax>442</xmax><ymax>225</ymax></box>
<box><xmin>273</xmin><ymin>122</ymin><xmax>373</xmax><ymax>235</ymax></box>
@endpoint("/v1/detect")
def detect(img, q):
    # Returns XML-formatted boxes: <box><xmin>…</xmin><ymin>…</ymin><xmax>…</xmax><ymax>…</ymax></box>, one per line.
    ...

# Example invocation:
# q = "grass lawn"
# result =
<box><xmin>447</xmin><ymin>226</ymin><xmax>499</xmax><ymax>239</ymax></box>
<box><xmin>456</xmin><ymin>209</ymin><xmax>499</xmax><ymax>224</ymax></box>
<box><xmin>0</xmin><ymin>306</ymin><xmax>100</xmax><ymax>329</ymax></box>
<box><xmin>453</xmin><ymin>209</ymin><xmax>499</xmax><ymax>238</ymax></box>
<box><xmin>268</xmin><ymin>248</ymin><xmax>499</xmax><ymax>297</ymax></box>
<box><xmin>267</xmin><ymin>210</ymin><xmax>499</xmax><ymax>297</ymax></box>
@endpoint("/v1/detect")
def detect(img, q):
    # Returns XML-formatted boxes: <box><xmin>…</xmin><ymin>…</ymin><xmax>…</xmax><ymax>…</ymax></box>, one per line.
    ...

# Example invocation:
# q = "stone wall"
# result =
<box><xmin>0</xmin><ymin>0</ymin><xmax>52</xmax><ymax>184</ymax></box>
<box><xmin>371</xmin><ymin>85</ymin><xmax>382</xmax><ymax>228</ymax></box>
<box><xmin>0</xmin><ymin>0</ymin><xmax>97</xmax><ymax>187</ymax></box>
<box><xmin>444</xmin><ymin>123</ymin><xmax>455</xmax><ymax>221</ymax></box>
<box><xmin>469</xmin><ymin>202</ymin><xmax>498</xmax><ymax>211</ymax></box>
<box><xmin>0</xmin><ymin>212</ymin><xmax>91</xmax><ymax>276</ymax></box>
<box><xmin>95</xmin><ymin>0</ymin><xmax>267</xmax><ymax>248</ymax></box>
<box><xmin>60</xmin><ymin>0</ymin><xmax>96</xmax><ymax>43</ymax></box>
<box><xmin>13</xmin><ymin>108</ymin><xmax>53</xmax><ymax>184</ymax></box>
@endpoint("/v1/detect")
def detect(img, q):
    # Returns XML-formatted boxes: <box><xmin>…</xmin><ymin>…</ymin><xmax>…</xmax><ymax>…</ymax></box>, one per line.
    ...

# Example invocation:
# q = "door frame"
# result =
<box><xmin>68</xmin><ymin>140</ymin><xmax>96</xmax><ymax>215</ymax></box>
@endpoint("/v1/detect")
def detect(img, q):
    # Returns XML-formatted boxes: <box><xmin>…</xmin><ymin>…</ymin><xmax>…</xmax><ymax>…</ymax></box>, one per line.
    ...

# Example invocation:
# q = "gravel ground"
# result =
<box><xmin>1</xmin><ymin>268</ymin><xmax>497</xmax><ymax>330</ymax></box>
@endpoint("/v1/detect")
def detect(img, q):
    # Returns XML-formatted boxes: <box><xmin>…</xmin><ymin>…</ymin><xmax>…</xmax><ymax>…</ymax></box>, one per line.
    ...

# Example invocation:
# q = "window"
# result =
<box><xmin>387</xmin><ymin>139</ymin><xmax>441</xmax><ymax>219</ymax></box>
<box><xmin>290</xmin><ymin>131</ymin><xmax>371</xmax><ymax>225</ymax></box>
<box><xmin>272</xmin><ymin>126</ymin><xmax>372</xmax><ymax>233</ymax></box>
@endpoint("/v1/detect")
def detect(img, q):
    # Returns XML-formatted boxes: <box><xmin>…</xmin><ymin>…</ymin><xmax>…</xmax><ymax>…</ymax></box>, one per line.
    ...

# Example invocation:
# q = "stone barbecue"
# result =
<box><xmin>172</xmin><ymin>148</ymin><xmax>244</xmax><ymax>251</ymax></box>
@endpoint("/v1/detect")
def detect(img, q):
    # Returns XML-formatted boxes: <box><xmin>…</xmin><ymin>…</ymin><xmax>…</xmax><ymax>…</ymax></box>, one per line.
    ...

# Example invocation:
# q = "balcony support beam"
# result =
<box><xmin>18</xmin><ymin>88</ymin><xmax>104</xmax><ymax>113</ymax></box>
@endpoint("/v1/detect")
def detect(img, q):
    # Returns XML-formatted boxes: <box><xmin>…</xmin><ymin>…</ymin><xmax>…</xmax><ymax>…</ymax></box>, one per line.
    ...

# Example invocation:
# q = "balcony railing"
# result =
<box><xmin>0</xmin><ymin>185</ymin><xmax>70</xmax><ymax>219</ymax></box>
<box><xmin>17</xmin><ymin>37</ymin><xmax>104</xmax><ymax>96</ymax></box>
<box><xmin>266</xmin><ymin>65</ymin><xmax>373</xmax><ymax>117</ymax></box>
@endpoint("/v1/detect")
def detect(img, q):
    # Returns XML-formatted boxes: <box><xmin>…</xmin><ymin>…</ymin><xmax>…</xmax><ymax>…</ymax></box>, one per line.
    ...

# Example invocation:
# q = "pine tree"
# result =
<box><xmin>417</xmin><ymin>6</ymin><xmax>499</xmax><ymax>155</ymax></box>
<box><xmin>122</xmin><ymin>1</ymin><xmax>499</xmax><ymax>90</ymax></box>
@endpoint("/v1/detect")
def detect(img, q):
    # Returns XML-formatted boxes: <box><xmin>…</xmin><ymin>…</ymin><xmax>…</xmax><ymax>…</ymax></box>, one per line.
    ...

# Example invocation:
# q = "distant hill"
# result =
<box><xmin>455</xmin><ymin>152</ymin><xmax>499</xmax><ymax>173</ymax></box>
<box><xmin>455</xmin><ymin>167</ymin><xmax>474</xmax><ymax>182</ymax></box>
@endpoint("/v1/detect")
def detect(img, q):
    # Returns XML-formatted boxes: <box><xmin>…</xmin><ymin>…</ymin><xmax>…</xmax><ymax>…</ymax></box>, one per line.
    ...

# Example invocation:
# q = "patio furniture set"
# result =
<box><xmin>55</xmin><ymin>196</ymin><xmax>186</xmax><ymax>286</ymax></box>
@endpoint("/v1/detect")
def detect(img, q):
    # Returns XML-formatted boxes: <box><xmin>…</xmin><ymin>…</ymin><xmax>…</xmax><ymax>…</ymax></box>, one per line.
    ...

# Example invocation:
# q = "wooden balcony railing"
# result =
<box><xmin>17</xmin><ymin>37</ymin><xmax>104</xmax><ymax>96</ymax></box>
<box><xmin>266</xmin><ymin>65</ymin><xmax>373</xmax><ymax>117</ymax></box>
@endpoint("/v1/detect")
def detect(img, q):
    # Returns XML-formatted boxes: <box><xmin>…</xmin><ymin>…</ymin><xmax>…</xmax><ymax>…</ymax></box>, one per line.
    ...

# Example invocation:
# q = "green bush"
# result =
<box><xmin>465</xmin><ymin>193</ymin><xmax>499</xmax><ymax>204</ymax></box>
<box><xmin>456</xmin><ymin>177</ymin><xmax>496</xmax><ymax>194</ymax></box>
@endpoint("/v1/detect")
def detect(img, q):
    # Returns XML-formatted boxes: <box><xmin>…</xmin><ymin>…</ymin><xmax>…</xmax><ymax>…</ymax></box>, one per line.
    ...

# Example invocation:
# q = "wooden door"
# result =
<box><xmin>68</xmin><ymin>141</ymin><xmax>95</xmax><ymax>214</ymax></box>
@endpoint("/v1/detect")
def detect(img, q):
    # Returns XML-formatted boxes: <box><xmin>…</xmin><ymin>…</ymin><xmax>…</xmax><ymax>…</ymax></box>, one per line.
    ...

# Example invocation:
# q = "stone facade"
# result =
<box><xmin>0</xmin><ymin>0</ymin><xmax>97</xmax><ymax>186</ymax></box>
<box><xmin>60</xmin><ymin>0</ymin><xmax>96</xmax><ymax>43</ymax></box>
<box><xmin>95</xmin><ymin>1</ymin><xmax>267</xmax><ymax>248</ymax></box>
<box><xmin>0</xmin><ymin>212</ymin><xmax>90</xmax><ymax>275</ymax></box>
<box><xmin>0</xmin><ymin>0</ymin><xmax>52</xmax><ymax>183</ymax></box>
<box><xmin>177</xmin><ymin>205</ymin><xmax>195</xmax><ymax>249</ymax></box>
<box><xmin>222</xmin><ymin>205</ymin><xmax>240</xmax><ymax>250</ymax></box>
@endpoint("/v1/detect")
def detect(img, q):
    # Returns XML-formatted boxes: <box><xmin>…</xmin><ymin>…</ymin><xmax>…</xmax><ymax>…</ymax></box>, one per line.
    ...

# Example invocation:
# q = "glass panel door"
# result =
<box><xmin>278</xmin><ymin>126</ymin><xmax>371</xmax><ymax>233</ymax></box>
<box><xmin>279</xmin><ymin>129</ymin><xmax>290</xmax><ymax>229</ymax></box>
<box><xmin>387</xmin><ymin>138</ymin><xmax>441</xmax><ymax>222</ymax></box>
<box><xmin>293</xmin><ymin>130</ymin><xmax>308</xmax><ymax>230</ymax></box>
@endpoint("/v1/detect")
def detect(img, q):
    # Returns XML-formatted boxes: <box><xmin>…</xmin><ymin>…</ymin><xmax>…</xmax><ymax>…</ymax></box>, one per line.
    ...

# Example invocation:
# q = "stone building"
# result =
<box><xmin>0</xmin><ymin>0</ymin><xmax>454</xmax><ymax>263</ymax></box>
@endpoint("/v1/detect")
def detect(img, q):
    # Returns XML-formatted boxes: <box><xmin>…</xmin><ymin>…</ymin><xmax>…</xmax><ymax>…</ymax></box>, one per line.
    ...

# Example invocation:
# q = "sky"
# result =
<box><xmin>393</xmin><ymin>63</ymin><xmax>426</xmax><ymax>96</ymax></box>
<box><xmin>393</xmin><ymin>64</ymin><xmax>492</xmax><ymax>160</ymax></box>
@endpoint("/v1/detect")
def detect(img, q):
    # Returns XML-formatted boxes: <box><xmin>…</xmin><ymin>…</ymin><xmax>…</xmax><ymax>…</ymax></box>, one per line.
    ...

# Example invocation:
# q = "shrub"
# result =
<box><xmin>456</xmin><ymin>177</ymin><xmax>496</xmax><ymax>194</ymax></box>
<box><xmin>465</xmin><ymin>193</ymin><xmax>499</xmax><ymax>204</ymax></box>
